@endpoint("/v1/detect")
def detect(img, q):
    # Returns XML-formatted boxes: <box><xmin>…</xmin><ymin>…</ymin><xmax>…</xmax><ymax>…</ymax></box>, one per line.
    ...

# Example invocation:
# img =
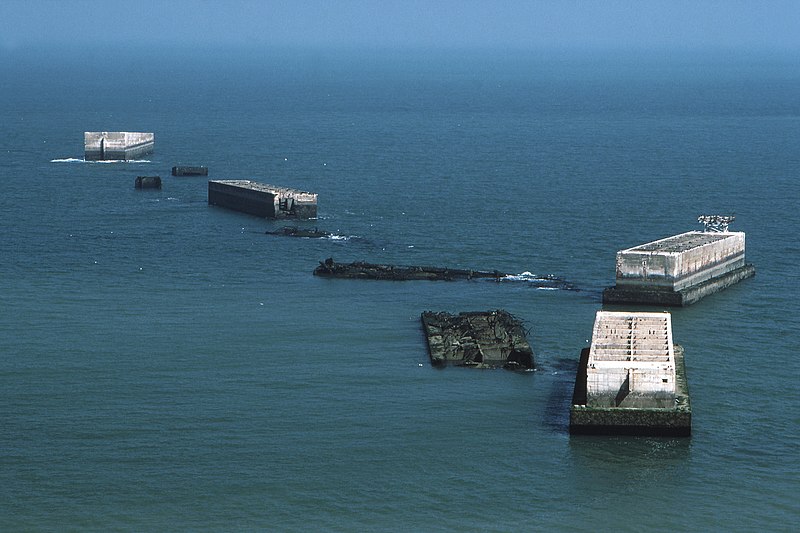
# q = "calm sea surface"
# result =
<box><xmin>1</xmin><ymin>47</ymin><xmax>798</xmax><ymax>531</ymax></box>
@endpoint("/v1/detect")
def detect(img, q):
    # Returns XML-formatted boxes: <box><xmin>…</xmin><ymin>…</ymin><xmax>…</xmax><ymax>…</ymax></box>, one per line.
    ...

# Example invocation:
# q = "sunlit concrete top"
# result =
<box><xmin>208</xmin><ymin>180</ymin><xmax>316</xmax><ymax>199</ymax></box>
<box><xmin>589</xmin><ymin>311</ymin><xmax>674</xmax><ymax>368</ymax></box>
<box><xmin>624</xmin><ymin>231</ymin><xmax>734</xmax><ymax>254</ymax></box>
<box><xmin>586</xmin><ymin>311</ymin><xmax>675</xmax><ymax>405</ymax></box>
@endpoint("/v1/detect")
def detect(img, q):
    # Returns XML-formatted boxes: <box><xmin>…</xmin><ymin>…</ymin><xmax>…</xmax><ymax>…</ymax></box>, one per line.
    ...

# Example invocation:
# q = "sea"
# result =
<box><xmin>0</xmin><ymin>45</ymin><xmax>798</xmax><ymax>531</ymax></box>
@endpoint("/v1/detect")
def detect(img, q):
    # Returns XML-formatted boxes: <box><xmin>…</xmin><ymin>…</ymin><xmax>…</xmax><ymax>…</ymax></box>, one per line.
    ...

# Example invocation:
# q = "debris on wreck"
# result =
<box><xmin>266</xmin><ymin>226</ymin><xmax>331</xmax><ymax>238</ymax></box>
<box><xmin>421</xmin><ymin>310</ymin><xmax>535</xmax><ymax>370</ymax></box>
<box><xmin>313</xmin><ymin>258</ymin><xmax>506</xmax><ymax>281</ymax></box>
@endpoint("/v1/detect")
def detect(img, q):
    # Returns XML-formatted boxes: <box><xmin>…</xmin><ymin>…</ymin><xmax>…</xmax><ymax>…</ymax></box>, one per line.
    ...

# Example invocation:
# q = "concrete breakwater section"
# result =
<box><xmin>313</xmin><ymin>258</ymin><xmax>574</xmax><ymax>288</ymax></box>
<box><xmin>85</xmin><ymin>132</ymin><xmax>154</xmax><ymax>161</ymax></box>
<box><xmin>603</xmin><ymin>230</ymin><xmax>755</xmax><ymax>306</ymax></box>
<box><xmin>134</xmin><ymin>176</ymin><xmax>161</xmax><ymax>189</ymax></box>
<box><xmin>208</xmin><ymin>180</ymin><xmax>317</xmax><ymax>219</ymax></box>
<box><xmin>570</xmin><ymin>311</ymin><xmax>691</xmax><ymax>436</ymax></box>
<box><xmin>172</xmin><ymin>166</ymin><xmax>208</xmax><ymax>176</ymax></box>
<box><xmin>421</xmin><ymin>311</ymin><xmax>534</xmax><ymax>370</ymax></box>
<box><xmin>314</xmin><ymin>258</ymin><xmax>506</xmax><ymax>281</ymax></box>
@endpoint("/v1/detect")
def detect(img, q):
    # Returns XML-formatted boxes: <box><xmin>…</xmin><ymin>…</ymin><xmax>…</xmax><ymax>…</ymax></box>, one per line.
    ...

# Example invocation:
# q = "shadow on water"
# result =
<box><xmin>568</xmin><ymin>434</ymin><xmax>691</xmax><ymax>474</ymax></box>
<box><xmin>541</xmin><ymin>356</ymin><xmax>581</xmax><ymax>434</ymax></box>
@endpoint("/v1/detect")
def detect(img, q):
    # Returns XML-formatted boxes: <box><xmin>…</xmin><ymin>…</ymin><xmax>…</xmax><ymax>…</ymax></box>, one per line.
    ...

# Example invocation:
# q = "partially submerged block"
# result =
<box><xmin>603</xmin><ymin>230</ymin><xmax>755</xmax><ymax>306</ymax></box>
<box><xmin>421</xmin><ymin>310</ymin><xmax>534</xmax><ymax>370</ymax></box>
<box><xmin>208</xmin><ymin>180</ymin><xmax>317</xmax><ymax>219</ymax></box>
<box><xmin>135</xmin><ymin>176</ymin><xmax>161</xmax><ymax>189</ymax></box>
<box><xmin>313</xmin><ymin>258</ymin><xmax>573</xmax><ymax>288</ymax></box>
<box><xmin>172</xmin><ymin>166</ymin><xmax>208</xmax><ymax>176</ymax></box>
<box><xmin>570</xmin><ymin>311</ymin><xmax>691</xmax><ymax>436</ymax></box>
<box><xmin>84</xmin><ymin>132</ymin><xmax>154</xmax><ymax>161</ymax></box>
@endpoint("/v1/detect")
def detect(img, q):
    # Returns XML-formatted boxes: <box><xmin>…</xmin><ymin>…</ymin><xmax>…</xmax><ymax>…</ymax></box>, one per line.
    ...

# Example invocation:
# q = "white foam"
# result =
<box><xmin>94</xmin><ymin>159</ymin><xmax>151</xmax><ymax>164</ymax></box>
<box><xmin>503</xmin><ymin>271</ymin><xmax>543</xmax><ymax>282</ymax></box>
<box><xmin>50</xmin><ymin>157</ymin><xmax>152</xmax><ymax>163</ymax></box>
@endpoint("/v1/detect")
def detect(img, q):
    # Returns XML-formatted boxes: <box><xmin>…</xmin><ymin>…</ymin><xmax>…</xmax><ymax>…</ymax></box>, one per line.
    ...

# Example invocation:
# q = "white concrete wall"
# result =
<box><xmin>84</xmin><ymin>132</ymin><xmax>154</xmax><ymax>160</ymax></box>
<box><xmin>615</xmin><ymin>232</ymin><xmax>746</xmax><ymax>290</ymax></box>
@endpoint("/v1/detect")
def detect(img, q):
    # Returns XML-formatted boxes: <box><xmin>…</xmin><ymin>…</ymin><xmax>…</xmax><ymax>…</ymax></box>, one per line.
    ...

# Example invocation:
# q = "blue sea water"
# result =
<box><xmin>1</xmin><ymin>46</ymin><xmax>798</xmax><ymax>531</ymax></box>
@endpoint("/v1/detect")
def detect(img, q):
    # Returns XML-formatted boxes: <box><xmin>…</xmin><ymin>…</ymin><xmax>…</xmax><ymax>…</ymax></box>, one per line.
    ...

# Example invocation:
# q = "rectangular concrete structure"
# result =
<box><xmin>172</xmin><ymin>166</ymin><xmax>208</xmax><ymax>176</ymax></box>
<box><xmin>84</xmin><ymin>132</ymin><xmax>154</xmax><ymax>161</ymax></box>
<box><xmin>603</xmin><ymin>230</ymin><xmax>755</xmax><ymax>306</ymax></box>
<box><xmin>208</xmin><ymin>180</ymin><xmax>317</xmax><ymax>219</ymax></box>
<box><xmin>570</xmin><ymin>311</ymin><xmax>691</xmax><ymax>436</ymax></box>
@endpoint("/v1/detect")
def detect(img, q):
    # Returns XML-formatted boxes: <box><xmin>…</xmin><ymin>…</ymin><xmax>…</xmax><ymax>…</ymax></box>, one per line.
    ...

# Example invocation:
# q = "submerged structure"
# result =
<box><xmin>313</xmin><ymin>258</ymin><xmax>573</xmax><ymax>288</ymax></box>
<box><xmin>314</xmin><ymin>258</ymin><xmax>505</xmax><ymax>281</ymax></box>
<box><xmin>421</xmin><ymin>310</ymin><xmax>534</xmax><ymax>370</ymax></box>
<box><xmin>570</xmin><ymin>311</ymin><xmax>691</xmax><ymax>436</ymax></box>
<box><xmin>603</xmin><ymin>216</ymin><xmax>755</xmax><ymax>306</ymax></box>
<box><xmin>84</xmin><ymin>132</ymin><xmax>154</xmax><ymax>161</ymax></box>
<box><xmin>208</xmin><ymin>180</ymin><xmax>317</xmax><ymax>219</ymax></box>
<box><xmin>172</xmin><ymin>166</ymin><xmax>208</xmax><ymax>176</ymax></box>
<box><xmin>266</xmin><ymin>226</ymin><xmax>331</xmax><ymax>238</ymax></box>
<box><xmin>134</xmin><ymin>176</ymin><xmax>161</xmax><ymax>189</ymax></box>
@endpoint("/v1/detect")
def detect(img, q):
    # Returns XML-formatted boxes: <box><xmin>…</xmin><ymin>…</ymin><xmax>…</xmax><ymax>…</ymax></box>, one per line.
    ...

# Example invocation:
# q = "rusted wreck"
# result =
<box><xmin>314</xmin><ymin>258</ymin><xmax>505</xmax><ymax>281</ymax></box>
<box><xmin>421</xmin><ymin>310</ymin><xmax>535</xmax><ymax>370</ymax></box>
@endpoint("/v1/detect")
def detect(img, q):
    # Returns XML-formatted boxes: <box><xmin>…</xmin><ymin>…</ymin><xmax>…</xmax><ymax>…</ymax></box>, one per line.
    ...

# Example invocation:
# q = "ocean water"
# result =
<box><xmin>1</xmin><ymin>47</ymin><xmax>798</xmax><ymax>531</ymax></box>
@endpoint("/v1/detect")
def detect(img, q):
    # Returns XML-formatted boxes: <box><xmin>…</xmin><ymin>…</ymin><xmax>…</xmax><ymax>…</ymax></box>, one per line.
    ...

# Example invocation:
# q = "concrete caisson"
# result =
<box><xmin>208</xmin><ymin>180</ymin><xmax>317</xmax><ymax>219</ymax></box>
<box><xmin>172</xmin><ymin>166</ymin><xmax>208</xmax><ymax>176</ymax></box>
<box><xmin>603</xmin><ymin>231</ymin><xmax>755</xmax><ymax>306</ymax></box>
<box><xmin>134</xmin><ymin>176</ymin><xmax>161</xmax><ymax>189</ymax></box>
<box><xmin>570</xmin><ymin>311</ymin><xmax>691</xmax><ymax>436</ymax></box>
<box><xmin>84</xmin><ymin>132</ymin><xmax>154</xmax><ymax>161</ymax></box>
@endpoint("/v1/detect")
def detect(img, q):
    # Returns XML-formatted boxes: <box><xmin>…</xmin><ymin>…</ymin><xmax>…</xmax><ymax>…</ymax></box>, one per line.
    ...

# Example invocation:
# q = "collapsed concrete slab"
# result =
<box><xmin>570</xmin><ymin>311</ymin><xmax>691</xmax><ymax>436</ymax></box>
<box><xmin>314</xmin><ymin>258</ymin><xmax>506</xmax><ymax>281</ymax></box>
<box><xmin>314</xmin><ymin>259</ymin><xmax>575</xmax><ymax>288</ymax></box>
<box><xmin>421</xmin><ymin>310</ymin><xmax>534</xmax><ymax>370</ymax></box>
<box><xmin>84</xmin><ymin>132</ymin><xmax>154</xmax><ymax>161</ymax></box>
<box><xmin>208</xmin><ymin>180</ymin><xmax>317</xmax><ymax>219</ymax></box>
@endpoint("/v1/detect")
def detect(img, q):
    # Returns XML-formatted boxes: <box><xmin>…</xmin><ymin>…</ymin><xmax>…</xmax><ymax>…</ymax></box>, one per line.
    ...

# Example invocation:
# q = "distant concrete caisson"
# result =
<box><xmin>208</xmin><ymin>180</ymin><xmax>318</xmax><ymax>219</ymax></box>
<box><xmin>84</xmin><ymin>132</ymin><xmax>154</xmax><ymax>161</ymax></box>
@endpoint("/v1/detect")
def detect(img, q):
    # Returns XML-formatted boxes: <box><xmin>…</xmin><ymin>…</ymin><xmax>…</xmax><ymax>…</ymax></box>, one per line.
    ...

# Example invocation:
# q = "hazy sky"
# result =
<box><xmin>1</xmin><ymin>0</ymin><xmax>798</xmax><ymax>52</ymax></box>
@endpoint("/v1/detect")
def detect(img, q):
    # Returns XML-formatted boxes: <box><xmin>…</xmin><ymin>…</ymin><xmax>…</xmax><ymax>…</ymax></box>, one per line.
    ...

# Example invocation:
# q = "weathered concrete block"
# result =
<box><xmin>85</xmin><ymin>132</ymin><xmax>154</xmax><ymax>161</ymax></box>
<box><xmin>570</xmin><ymin>311</ymin><xmax>691</xmax><ymax>436</ymax></box>
<box><xmin>172</xmin><ymin>166</ymin><xmax>208</xmax><ymax>176</ymax></box>
<box><xmin>603</xmin><ymin>231</ymin><xmax>755</xmax><ymax>306</ymax></box>
<box><xmin>135</xmin><ymin>176</ymin><xmax>162</xmax><ymax>189</ymax></box>
<box><xmin>208</xmin><ymin>180</ymin><xmax>317</xmax><ymax>219</ymax></box>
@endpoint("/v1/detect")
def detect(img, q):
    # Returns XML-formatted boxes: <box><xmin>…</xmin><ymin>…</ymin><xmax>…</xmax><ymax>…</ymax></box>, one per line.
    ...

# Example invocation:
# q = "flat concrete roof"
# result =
<box><xmin>209</xmin><ymin>180</ymin><xmax>315</xmax><ymax>196</ymax></box>
<box><xmin>624</xmin><ymin>231</ymin><xmax>740</xmax><ymax>254</ymax></box>
<box><xmin>589</xmin><ymin>311</ymin><xmax>674</xmax><ymax>368</ymax></box>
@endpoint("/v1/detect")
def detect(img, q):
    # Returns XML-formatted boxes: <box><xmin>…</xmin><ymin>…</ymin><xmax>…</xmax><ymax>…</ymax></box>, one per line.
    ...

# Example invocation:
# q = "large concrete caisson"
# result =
<box><xmin>603</xmin><ymin>230</ymin><xmax>755</xmax><ymax>306</ymax></box>
<box><xmin>570</xmin><ymin>311</ymin><xmax>691</xmax><ymax>436</ymax></box>
<box><xmin>208</xmin><ymin>180</ymin><xmax>317</xmax><ymax>219</ymax></box>
<box><xmin>84</xmin><ymin>132</ymin><xmax>154</xmax><ymax>161</ymax></box>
